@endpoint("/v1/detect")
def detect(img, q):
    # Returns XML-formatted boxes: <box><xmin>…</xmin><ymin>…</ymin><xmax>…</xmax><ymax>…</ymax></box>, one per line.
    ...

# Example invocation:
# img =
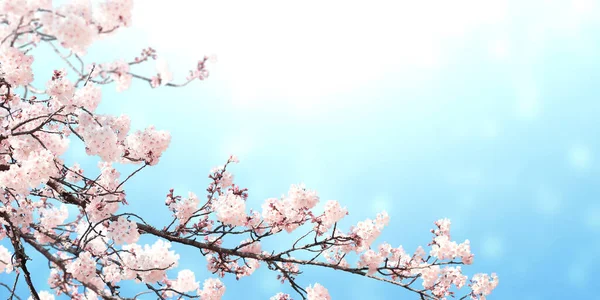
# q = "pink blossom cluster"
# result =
<box><xmin>94</xmin><ymin>0</ymin><xmax>134</xmax><ymax>30</ymax></box>
<box><xmin>0</xmin><ymin>245</ymin><xmax>12</xmax><ymax>273</ymax></box>
<box><xmin>78</xmin><ymin>113</ymin><xmax>129</xmax><ymax>163</ymax></box>
<box><xmin>1</xmin><ymin>0</ymin><xmax>135</xmax><ymax>56</ymax></box>
<box><xmin>37</xmin><ymin>204</ymin><xmax>69</xmax><ymax>243</ymax></box>
<box><xmin>207</xmin><ymin>163</ymin><xmax>237</xmax><ymax>191</ymax></box>
<box><xmin>168</xmin><ymin>269</ymin><xmax>200</xmax><ymax>296</ymax></box>
<box><xmin>37</xmin><ymin>0</ymin><xmax>134</xmax><ymax>55</ymax></box>
<box><xmin>83</xmin><ymin>163</ymin><xmax>124</xmax><ymax>222</ymax></box>
<box><xmin>315</xmin><ymin>200</ymin><xmax>348</xmax><ymax>234</ymax></box>
<box><xmin>0</xmin><ymin>46</ymin><xmax>34</xmax><ymax>87</ymax></box>
<box><xmin>261</xmin><ymin>183</ymin><xmax>320</xmax><ymax>233</ymax></box>
<box><xmin>50</xmin><ymin>7</ymin><xmax>98</xmax><ymax>55</ymax></box>
<box><xmin>169</xmin><ymin>191</ymin><xmax>200</xmax><ymax>223</ymax></box>
<box><xmin>186</xmin><ymin>56</ymin><xmax>212</xmax><ymax>81</ymax></box>
<box><xmin>470</xmin><ymin>273</ymin><xmax>499</xmax><ymax>300</ymax></box>
<box><xmin>107</xmin><ymin>216</ymin><xmax>140</xmax><ymax>245</ymax></box>
<box><xmin>121</xmin><ymin>240</ymin><xmax>180</xmax><ymax>283</ymax></box>
<box><xmin>428</xmin><ymin>266</ymin><xmax>468</xmax><ymax>297</ymax></box>
<box><xmin>350</xmin><ymin>211</ymin><xmax>389</xmax><ymax>252</ymax></box>
<box><xmin>4</xmin><ymin>103</ymin><xmax>54</xmax><ymax>138</ymax></box>
<box><xmin>275</xmin><ymin>261</ymin><xmax>300</xmax><ymax>283</ymax></box>
<box><xmin>9</xmin><ymin>131</ymin><xmax>69</xmax><ymax>160</ymax></box>
<box><xmin>357</xmin><ymin>249</ymin><xmax>385</xmax><ymax>274</ymax></box>
<box><xmin>212</xmin><ymin>190</ymin><xmax>247</xmax><ymax>226</ymax></box>
<box><xmin>65</xmin><ymin>163</ymin><xmax>84</xmax><ymax>183</ymax></box>
<box><xmin>97</xmin><ymin>60</ymin><xmax>132</xmax><ymax>92</ymax></box>
<box><xmin>219</xmin><ymin>171</ymin><xmax>234</xmax><ymax>188</ymax></box>
<box><xmin>323</xmin><ymin>245</ymin><xmax>350</xmax><ymax>268</ymax></box>
<box><xmin>101</xmin><ymin>263</ymin><xmax>123</xmax><ymax>285</ymax></box>
<box><xmin>46</xmin><ymin>70</ymin><xmax>76</xmax><ymax>105</ymax></box>
<box><xmin>0</xmin><ymin>149</ymin><xmax>59</xmax><ymax>194</ymax></box>
<box><xmin>65</xmin><ymin>251</ymin><xmax>103</xmax><ymax>288</ymax></box>
<box><xmin>198</xmin><ymin>278</ymin><xmax>226</xmax><ymax>300</ymax></box>
<box><xmin>124</xmin><ymin>125</ymin><xmax>171</xmax><ymax>165</ymax></box>
<box><xmin>1</xmin><ymin>0</ymin><xmax>50</xmax><ymax>18</ymax></box>
<box><xmin>75</xmin><ymin>220</ymin><xmax>109</xmax><ymax>256</ymax></box>
<box><xmin>270</xmin><ymin>293</ymin><xmax>293</xmax><ymax>300</ymax></box>
<box><xmin>9</xmin><ymin>202</ymin><xmax>35</xmax><ymax>227</ymax></box>
<box><xmin>73</xmin><ymin>84</ymin><xmax>103</xmax><ymax>112</ymax></box>
<box><xmin>362</xmin><ymin>243</ymin><xmax>413</xmax><ymax>277</ymax></box>
<box><xmin>204</xmin><ymin>239</ymin><xmax>262</xmax><ymax>280</ymax></box>
<box><xmin>316</xmin><ymin>217</ymin><xmax>489</xmax><ymax>299</ymax></box>
<box><xmin>429</xmin><ymin>218</ymin><xmax>474</xmax><ymax>264</ymax></box>
<box><xmin>306</xmin><ymin>283</ymin><xmax>331</xmax><ymax>300</ymax></box>
<box><xmin>87</xmin><ymin>194</ymin><xmax>119</xmax><ymax>223</ymax></box>
<box><xmin>235</xmin><ymin>239</ymin><xmax>261</xmax><ymax>278</ymax></box>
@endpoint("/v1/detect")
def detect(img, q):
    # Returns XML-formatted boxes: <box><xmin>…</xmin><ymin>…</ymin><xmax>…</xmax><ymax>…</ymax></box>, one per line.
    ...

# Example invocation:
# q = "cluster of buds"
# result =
<box><xmin>187</xmin><ymin>55</ymin><xmax>211</xmax><ymax>81</ymax></box>
<box><xmin>134</xmin><ymin>47</ymin><xmax>157</xmax><ymax>64</ymax></box>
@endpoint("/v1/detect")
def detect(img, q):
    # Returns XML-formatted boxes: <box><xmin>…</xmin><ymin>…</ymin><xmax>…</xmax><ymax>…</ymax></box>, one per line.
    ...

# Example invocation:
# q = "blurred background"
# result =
<box><xmin>9</xmin><ymin>0</ymin><xmax>600</xmax><ymax>299</ymax></box>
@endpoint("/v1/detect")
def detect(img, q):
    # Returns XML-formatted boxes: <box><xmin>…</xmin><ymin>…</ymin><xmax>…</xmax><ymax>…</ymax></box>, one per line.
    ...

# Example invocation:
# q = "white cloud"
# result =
<box><xmin>568</xmin><ymin>144</ymin><xmax>593</xmax><ymax>171</ymax></box>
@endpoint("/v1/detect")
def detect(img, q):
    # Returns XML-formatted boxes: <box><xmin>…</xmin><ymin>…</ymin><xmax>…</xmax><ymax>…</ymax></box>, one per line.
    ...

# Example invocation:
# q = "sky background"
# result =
<box><xmin>4</xmin><ymin>0</ymin><xmax>600</xmax><ymax>299</ymax></box>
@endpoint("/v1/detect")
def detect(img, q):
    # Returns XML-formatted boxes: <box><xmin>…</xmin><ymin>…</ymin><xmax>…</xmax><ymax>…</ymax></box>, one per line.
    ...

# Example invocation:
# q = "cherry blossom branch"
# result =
<box><xmin>0</xmin><ymin>2</ymin><xmax>498</xmax><ymax>300</ymax></box>
<box><xmin>21</xmin><ymin>235</ymin><xmax>130</xmax><ymax>300</ymax></box>
<box><xmin>130</xmin><ymin>221</ymin><xmax>438</xmax><ymax>299</ymax></box>
<box><xmin>0</xmin><ymin>213</ymin><xmax>41</xmax><ymax>300</ymax></box>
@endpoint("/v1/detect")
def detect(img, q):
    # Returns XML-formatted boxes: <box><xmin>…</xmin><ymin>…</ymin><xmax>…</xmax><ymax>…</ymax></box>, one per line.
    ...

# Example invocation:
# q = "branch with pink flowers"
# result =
<box><xmin>0</xmin><ymin>1</ymin><xmax>498</xmax><ymax>300</ymax></box>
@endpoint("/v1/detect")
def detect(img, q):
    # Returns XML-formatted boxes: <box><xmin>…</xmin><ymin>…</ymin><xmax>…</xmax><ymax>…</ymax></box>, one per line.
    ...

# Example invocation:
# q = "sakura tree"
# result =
<box><xmin>0</xmin><ymin>1</ymin><xmax>499</xmax><ymax>299</ymax></box>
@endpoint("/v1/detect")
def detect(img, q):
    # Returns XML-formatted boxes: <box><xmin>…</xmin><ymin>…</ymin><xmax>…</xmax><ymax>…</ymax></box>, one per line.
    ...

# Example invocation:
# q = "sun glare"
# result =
<box><xmin>132</xmin><ymin>0</ymin><xmax>509</xmax><ymax>113</ymax></box>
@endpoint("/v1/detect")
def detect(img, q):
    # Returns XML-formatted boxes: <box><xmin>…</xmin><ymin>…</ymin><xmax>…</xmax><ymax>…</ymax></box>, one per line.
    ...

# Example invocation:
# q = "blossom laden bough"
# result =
<box><xmin>0</xmin><ymin>1</ymin><xmax>497</xmax><ymax>300</ymax></box>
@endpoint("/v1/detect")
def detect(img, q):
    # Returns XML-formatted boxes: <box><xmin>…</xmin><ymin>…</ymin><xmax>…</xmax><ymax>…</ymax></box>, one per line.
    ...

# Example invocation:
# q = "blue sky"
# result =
<box><xmin>4</xmin><ymin>0</ymin><xmax>600</xmax><ymax>299</ymax></box>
